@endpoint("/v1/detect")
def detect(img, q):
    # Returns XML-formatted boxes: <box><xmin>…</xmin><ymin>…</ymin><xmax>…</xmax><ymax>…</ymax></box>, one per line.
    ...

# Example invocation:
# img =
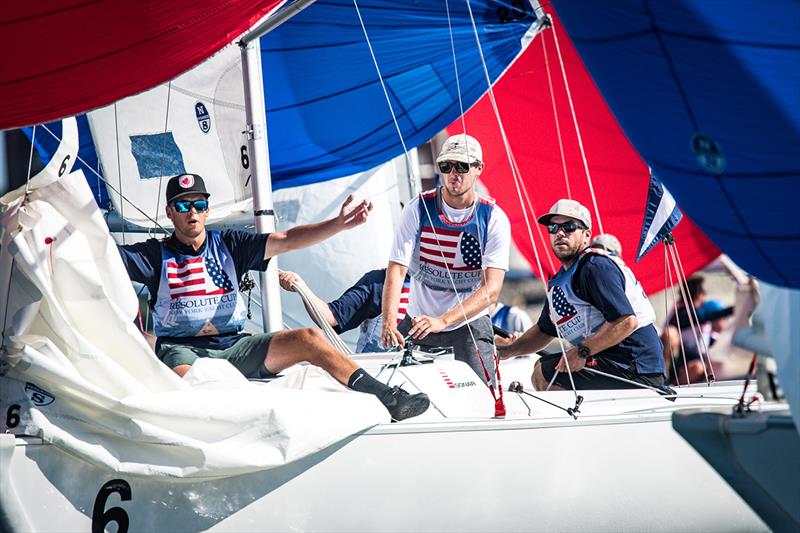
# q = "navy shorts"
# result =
<box><xmin>538</xmin><ymin>354</ymin><xmax>669</xmax><ymax>392</ymax></box>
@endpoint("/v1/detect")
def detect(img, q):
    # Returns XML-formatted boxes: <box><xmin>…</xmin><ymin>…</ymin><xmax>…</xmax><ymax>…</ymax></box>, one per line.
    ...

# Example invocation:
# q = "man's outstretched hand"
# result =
<box><xmin>338</xmin><ymin>194</ymin><xmax>373</xmax><ymax>229</ymax></box>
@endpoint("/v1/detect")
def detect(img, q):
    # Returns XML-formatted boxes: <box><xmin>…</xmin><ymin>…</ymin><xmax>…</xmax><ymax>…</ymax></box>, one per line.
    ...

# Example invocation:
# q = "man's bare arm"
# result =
<box><xmin>496</xmin><ymin>324</ymin><xmax>554</xmax><ymax>359</ymax></box>
<box><xmin>381</xmin><ymin>261</ymin><xmax>408</xmax><ymax>347</ymax></box>
<box><xmin>265</xmin><ymin>194</ymin><xmax>372</xmax><ymax>259</ymax></box>
<box><xmin>407</xmin><ymin>267</ymin><xmax>505</xmax><ymax>339</ymax></box>
<box><xmin>555</xmin><ymin>315</ymin><xmax>638</xmax><ymax>372</ymax></box>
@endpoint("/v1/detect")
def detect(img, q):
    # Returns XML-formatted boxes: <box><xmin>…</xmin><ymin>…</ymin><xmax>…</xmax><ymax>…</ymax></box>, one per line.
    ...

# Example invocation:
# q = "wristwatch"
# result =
<box><xmin>576</xmin><ymin>343</ymin><xmax>591</xmax><ymax>359</ymax></box>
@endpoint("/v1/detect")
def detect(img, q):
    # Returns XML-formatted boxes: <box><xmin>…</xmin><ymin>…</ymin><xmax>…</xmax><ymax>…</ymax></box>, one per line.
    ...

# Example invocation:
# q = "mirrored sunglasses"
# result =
<box><xmin>172</xmin><ymin>199</ymin><xmax>209</xmax><ymax>213</ymax></box>
<box><xmin>438</xmin><ymin>161</ymin><xmax>472</xmax><ymax>174</ymax></box>
<box><xmin>547</xmin><ymin>221</ymin><xmax>586</xmax><ymax>235</ymax></box>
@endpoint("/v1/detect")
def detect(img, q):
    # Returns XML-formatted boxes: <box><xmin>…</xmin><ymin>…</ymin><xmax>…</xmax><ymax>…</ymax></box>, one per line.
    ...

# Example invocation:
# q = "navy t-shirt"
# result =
<box><xmin>328</xmin><ymin>269</ymin><xmax>387</xmax><ymax>333</ymax></box>
<box><xmin>117</xmin><ymin>230</ymin><xmax>270</xmax><ymax>350</ymax></box>
<box><xmin>537</xmin><ymin>255</ymin><xmax>663</xmax><ymax>372</ymax></box>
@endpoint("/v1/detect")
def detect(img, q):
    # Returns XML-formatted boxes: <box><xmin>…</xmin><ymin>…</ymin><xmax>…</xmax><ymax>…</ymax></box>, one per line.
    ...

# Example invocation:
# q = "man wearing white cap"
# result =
<box><xmin>382</xmin><ymin>134</ymin><xmax>511</xmax><ymax>397</ymax></box>
<box><xmin>496</xmin><ymin>199</ymin><xmax>669</xmax><ymax>392</ymax></box>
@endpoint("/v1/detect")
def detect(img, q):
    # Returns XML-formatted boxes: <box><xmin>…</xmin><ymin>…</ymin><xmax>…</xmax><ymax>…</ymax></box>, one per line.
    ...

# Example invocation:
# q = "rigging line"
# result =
<box><xmin>353</xmin><ymin>0</ymin><xmax>495</xmax><ymax>397</ymax></box>
<box><xmin>673</xmin><ymin>241</ymin><xmax>716</xmax><ymax>382</ymax></box>
<box><xmin>464</xmin><ymin>0</ymin><xmax>577</xmax><ymax>401</ymax></box>
<box><xmin>541</xmin><ymin>28</ymin><xmax>572</xmax><ymax>199</ymax></box>
<box><xmin>665</xmin><ymin>244</ymin><xmax>680</xmax><ymax>385</ymax></box>
<box><xmin>153</xmin><ymin>81</ymin><xmax>173</xmax><ymax>240</ymax></box>
<box><xmin>508</xmin><ymin>145</ymin><xmax>555</xmax><ymax>274</ymax></box>
<box><xmin>668</xmin><ymin>243</ymin><xmax>709</xmax><ymax>385</ymax></box>
<box><xmin>582</xmin><ymin>367</ymin><xmax>672</xmax><ymax>397</ymax></box>
<box><xmin>665</xmin><ymin>243</ymin><xmax>692</xmax><ymax>387</ymax></box>
<box><xmin>549</xmin><ymin>16</ymin><xmax>604</xmax><ymax>235</ymax></box>
<box><xmin>442</xmin><ymin>32</ymin><xmax>490</xmax><ymax>375</ymax></box>
<box><xmin>668</xmin><ymin>243</ymin><xmax>710</xmax><ymax>385</ymax></box>
<box><xmin>113</xmin><ymin>103</ymin><xmax>125</xmax><ymax>244</ymax></box>
<box><xmin>665</xmin><ymin>242</ymin><xmax>690</xmax><ymax>386</ymax></box>
<box><xmin>37</xmin><ymin>124</ymin><xmax>169</xmax><ymax>233</ymax></box>
<box><xmin>24</xmin><ymin>125</ymin><xmax>36</xmax><ymax>197</ymax></box>
<box><xmin>351</xmin><ymin>0</ymin><xmax>418</xmax><ymax>192</ymax></box>
<box><xmin>444</xmin><ymin>0</ymin><xmax>467</xmax><ymax>133</ymax></box>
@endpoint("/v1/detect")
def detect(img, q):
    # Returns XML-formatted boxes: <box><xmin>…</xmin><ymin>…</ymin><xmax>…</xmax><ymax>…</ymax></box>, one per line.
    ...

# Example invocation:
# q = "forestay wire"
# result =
<box><xmin>353</xmin><ymin>0</ymin><xmax>505</xmax><ymax>413</ymax></box>
<box><xmin>549</xmin><ymin>19</ymin><xmax>604</xmax><ymax>235</ymax></box>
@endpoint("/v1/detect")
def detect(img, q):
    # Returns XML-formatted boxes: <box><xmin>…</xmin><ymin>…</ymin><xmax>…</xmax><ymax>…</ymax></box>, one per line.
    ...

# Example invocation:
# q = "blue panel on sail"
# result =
<box><xmin>552</xmin><ymin>0</ymin><xmax>800</xmax><ymax>288</ymax></box>
<box><xmin>130</xmin><ymin>133</ymin><xmax>186</xmax><ymax>180</ymax></box>
<box><xmin>261</xmin><ymin>0</ymin><xmax>540</xmax><ymax>189</ymax></box>
<box><xmin>386</xmin><ymin>65</ymin><xmax>453</xmax><ymax>131</ymax></box>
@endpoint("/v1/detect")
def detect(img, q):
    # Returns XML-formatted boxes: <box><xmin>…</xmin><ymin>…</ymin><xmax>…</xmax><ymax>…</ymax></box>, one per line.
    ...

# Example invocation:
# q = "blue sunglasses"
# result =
<box><xmin>172</xmin><ymin>199</ymin><xmax>209</xmax><ymax>213</ymax></box>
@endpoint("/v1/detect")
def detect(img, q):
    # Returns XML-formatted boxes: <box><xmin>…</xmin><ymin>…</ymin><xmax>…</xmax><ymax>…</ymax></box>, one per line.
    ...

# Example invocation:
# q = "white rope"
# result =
<box><xmin>541</xmin><ymin>30</ymin><xmax>572</xmax><ymax>199</ymax></box>
<box><xmin>113</xmin><ymin>103</ymin><xmax>125</xmax><ymax>244</ymax></box>
<box><xmin>152</xmin><ymin>81</ymin><xmax>173</xmax><ymax>239</ymax></box>
<box><xmin>24</xmin><ymin>125</ymin><xmax>36</xmax><ymax>197</ymax></box>
<box><xmin>445</xmin><ymin>0</ymin><xmax>467</xmax><ymax>133</ymax></box>
<box><xmin>464</xmin><ymin>1</ymin><xmax>578</xmax><ymax>400</ymax></box>
<box><xmin>354</xmin><ymin>0</ymin><xmax>499</xmax><ymax>400</ymax></box>
<box><xmin>290</xmin><ymin>279</ymin><xmax>353</xmax><ymax>355</ymax></box>
<box><xmin>549</xmin><ymin>18</ymin><xmax>604</xmax><ymax>235</ymax></box>
<box><xmin>351</xmin><ymin>0</ymin><xmax>419</xmax><ymax>194</ymax></box>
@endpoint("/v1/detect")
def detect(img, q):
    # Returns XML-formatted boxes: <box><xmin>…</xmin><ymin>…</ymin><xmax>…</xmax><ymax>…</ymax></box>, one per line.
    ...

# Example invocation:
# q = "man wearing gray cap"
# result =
<box><xmin>116</xmin><ymin>173</ymin><xmax>430</xmax><ymax>421</ymax></box>
<box><xmin>496</xmin><ymin>199</ymin><xmax>669</xmax><ymax>392</ymax></box>
<box><xmin>382</xmin><ymin>134</ymin><xmax>511</xmax><ymax>404</ymax></box>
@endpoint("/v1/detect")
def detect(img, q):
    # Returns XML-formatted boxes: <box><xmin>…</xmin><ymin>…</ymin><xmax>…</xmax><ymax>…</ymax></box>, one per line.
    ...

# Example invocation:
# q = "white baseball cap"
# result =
<box><xmin>537</xmin><ymin>199</ymin><xmax>592</xmax><ymax>230</ymax></box>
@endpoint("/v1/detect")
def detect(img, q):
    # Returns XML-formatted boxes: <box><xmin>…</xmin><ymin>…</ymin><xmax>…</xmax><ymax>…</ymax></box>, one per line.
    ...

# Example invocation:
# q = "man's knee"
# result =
<box><xmin>532</xmin><ymin>360</ymin><xmax>548</xmax><ymax>390</ymax></box>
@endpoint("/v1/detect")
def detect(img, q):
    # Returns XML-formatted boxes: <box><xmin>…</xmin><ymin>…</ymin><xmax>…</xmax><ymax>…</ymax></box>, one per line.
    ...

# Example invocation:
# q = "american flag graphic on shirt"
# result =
<box><xmin>166</xmin><ymin>256</ymin><xmax>235</xmax><ymax>299</ymax></box>
<box><xmin>396</xmin><ymin>284</ymin><xmax>410</xmax><ymax>324</ymax></box>
<box><xmin>551</xmin><ymin>286</ymin><xmax>578</xmax><ymax>324</ymax></box>
<box><xmin>419</xmin><ymin>226</ymin><xmax>482</xmax><ymax>270</ymax></box>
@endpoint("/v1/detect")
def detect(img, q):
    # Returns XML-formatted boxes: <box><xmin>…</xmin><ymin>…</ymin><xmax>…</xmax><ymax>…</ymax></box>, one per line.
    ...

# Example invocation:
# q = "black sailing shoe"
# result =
<box><xmin>381</xmin><ymin>386</ymin><xmax>430</xmax><ymax>421</ymax></box>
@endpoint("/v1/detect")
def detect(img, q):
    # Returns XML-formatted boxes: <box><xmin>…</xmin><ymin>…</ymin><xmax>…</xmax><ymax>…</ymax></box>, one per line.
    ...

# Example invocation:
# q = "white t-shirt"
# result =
<box><xmin>389</xmin><ymin>192</ymin><xmax>511</xmax><ymax>331</ymax></box>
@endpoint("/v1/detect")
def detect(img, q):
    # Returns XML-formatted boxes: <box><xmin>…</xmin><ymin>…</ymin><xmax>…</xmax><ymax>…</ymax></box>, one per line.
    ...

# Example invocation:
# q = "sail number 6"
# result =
<box><xmin>92</xmin><ymin>479</ymin><xmax>132</xmax><ymax>533</ymax></box>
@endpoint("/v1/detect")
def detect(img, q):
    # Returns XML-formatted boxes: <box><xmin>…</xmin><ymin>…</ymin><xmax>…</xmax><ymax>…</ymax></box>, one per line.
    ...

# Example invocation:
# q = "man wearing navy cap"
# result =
<box><xmin>117</xmin><ymin>173</ymin><xmax>430</xmax><ymax>421</ymax></box>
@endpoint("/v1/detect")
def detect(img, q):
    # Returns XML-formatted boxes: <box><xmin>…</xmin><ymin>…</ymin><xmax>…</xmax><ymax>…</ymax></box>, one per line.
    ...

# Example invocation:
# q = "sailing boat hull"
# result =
<box><xmin>2</xmin><ymin>383</ymin><xmax>768</xmax><ymax>532</ymax></box>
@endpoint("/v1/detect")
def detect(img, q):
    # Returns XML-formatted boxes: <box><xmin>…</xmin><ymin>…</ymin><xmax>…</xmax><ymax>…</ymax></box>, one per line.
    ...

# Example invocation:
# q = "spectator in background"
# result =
<box><xmin>661</xmin><ymin>275</ymin><xmax>734</xmax><ymax>384</ymax></box>
<box><xmin>590</xmin><ymin>233</ymin><xmax>622</xmax><ymax>257</ymax></box>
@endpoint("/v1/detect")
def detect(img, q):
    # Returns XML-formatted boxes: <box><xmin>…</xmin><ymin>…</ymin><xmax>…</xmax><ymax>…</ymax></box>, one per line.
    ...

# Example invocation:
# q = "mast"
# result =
<box><xmin>238</xmin><ymin>0</ymin><xmax>317</xmax><ymax>332</ymax></box>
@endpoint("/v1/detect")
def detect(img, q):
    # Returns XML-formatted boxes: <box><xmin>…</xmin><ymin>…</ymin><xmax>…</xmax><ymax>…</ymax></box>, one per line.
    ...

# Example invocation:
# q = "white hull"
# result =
<box><xmin>1</xmin><ymin>373</ymin><xmax>768</xmax><ymax>532</ymax></box>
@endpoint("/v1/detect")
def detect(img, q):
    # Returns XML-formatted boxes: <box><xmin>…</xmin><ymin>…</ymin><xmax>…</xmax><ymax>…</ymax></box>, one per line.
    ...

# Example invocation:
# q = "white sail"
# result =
<box><xmin>88</xmin><ymin>44</ymin><xmax>251</xmax><ymax>228</ymax></box>
<box><xmin>0</xmin><ymin>119</ymin><xmax>387</xmax><ymax>478</ymax></box>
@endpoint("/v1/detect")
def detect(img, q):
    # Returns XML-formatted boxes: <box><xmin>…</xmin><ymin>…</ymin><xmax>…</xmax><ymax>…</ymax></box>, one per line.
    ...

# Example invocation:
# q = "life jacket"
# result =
<box><xmin>153</xmin><ymin>231</ymin><xmax>246</xmax><ymax>337</ymax></box>
<box><xmin>547</xmin><ymin>248</ymin><xmax>656</xmax><ymax>346</ymax></box>
<box><xmin>409</xmin><ymin>187</ymin><xmax>494</xmax><ymax>293</ymax></box>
